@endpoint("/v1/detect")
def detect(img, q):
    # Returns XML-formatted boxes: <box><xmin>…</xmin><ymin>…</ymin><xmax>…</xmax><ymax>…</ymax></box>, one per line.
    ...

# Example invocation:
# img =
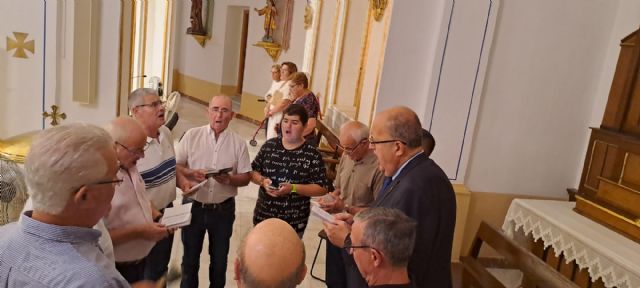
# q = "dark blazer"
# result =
<box><xmin>373</xmin><ymin>152</ymin><xmax>456</xmax><ymax>288</ymax></box>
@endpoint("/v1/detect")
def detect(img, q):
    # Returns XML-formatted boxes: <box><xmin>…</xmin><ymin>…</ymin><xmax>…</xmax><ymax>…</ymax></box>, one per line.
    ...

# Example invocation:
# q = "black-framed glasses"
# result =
<box><xmin>368</xmin><ymin>137</ymin><xmax>407</xmax><ymax>146</ymax></box>
<box><xmin>89</xmin><ymin>178</ymin><xmax>124</xmax><ymax>188</ymax></box>
<box><xmin>337</xmin><ymin>139</ymin><xmax>367</xmax><ymax>153</ymax></box>
<box><xmin>136</xmin><ymin>100</ymin><xmax>165</xmax><ymax>109</ymax></box>
<box><xmin>343</xmin><ymin>244</ymin><xmax>375</xmax><ymax>255</ymax></box>
<box><xmin>116</xmin><ymin>141</ymin><xmax>145</xmax><ymax>156</ymax></box>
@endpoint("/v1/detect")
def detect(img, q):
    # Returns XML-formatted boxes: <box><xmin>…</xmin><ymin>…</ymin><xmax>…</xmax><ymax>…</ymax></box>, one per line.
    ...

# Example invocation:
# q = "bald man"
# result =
<box><xmin>234</xmin><ymin>218</ymin><xmax>307</xmax><ymax>288</ymax></box>
<box><xmin>325</xmin><ymin>107</ymin><xmax>456</xmax><ymax>288</ymax></box>
<box><xmin>104</xmin><ymin>117</ymin><xmax>171</xmax><ymax>283</ymax></box>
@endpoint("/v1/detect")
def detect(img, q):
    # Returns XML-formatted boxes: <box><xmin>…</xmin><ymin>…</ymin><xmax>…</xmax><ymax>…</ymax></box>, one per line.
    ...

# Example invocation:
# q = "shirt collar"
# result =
<box><xmin>207</xmin><ymin>126</ymin><xmax>228</xmax><ymax>140</ymax></box>
<box><xmin>20</xmin><ymin>212</ymin><xmax>101</xmax><ymax>244</ymax></box>
<box><xmin>354</xmin><ymin>151</ymin><xmax>377</xmax><ymax>165</ymax></box>
<box><xmin>391</xmin><ymin>151</ymin><xmax>424</xmax><ymax>181</ymax></box>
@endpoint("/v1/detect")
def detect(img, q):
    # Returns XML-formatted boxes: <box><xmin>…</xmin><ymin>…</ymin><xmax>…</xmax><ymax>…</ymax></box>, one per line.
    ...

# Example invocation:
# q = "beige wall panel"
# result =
<box><xmin>333</xmin><ymin>0</ymin><xmax>367</xmax><ymax>110</ymax></box>
<box><xmin>310</xmin><ymin>0</ymin><xmax>337</xmax><ymax>107</ymax></box>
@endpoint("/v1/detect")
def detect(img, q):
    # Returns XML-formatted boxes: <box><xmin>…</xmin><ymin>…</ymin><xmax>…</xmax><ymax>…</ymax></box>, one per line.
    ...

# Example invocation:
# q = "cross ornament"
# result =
<box><xmin>42</xmin><ymin>105</ymin><xmax>67</xmax><ymax>126</ymax></box>
<box><xmin>6</xmin><ymin>32</ymin><xmax>35</xmax><ymax>59</ymax></box>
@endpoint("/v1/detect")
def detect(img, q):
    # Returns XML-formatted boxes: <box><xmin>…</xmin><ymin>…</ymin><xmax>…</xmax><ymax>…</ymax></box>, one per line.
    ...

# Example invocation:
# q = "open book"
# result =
<box><xmin>160</xmin><ymin>203</ymin><xmax>192</xmax><ymax>229</ymax></box>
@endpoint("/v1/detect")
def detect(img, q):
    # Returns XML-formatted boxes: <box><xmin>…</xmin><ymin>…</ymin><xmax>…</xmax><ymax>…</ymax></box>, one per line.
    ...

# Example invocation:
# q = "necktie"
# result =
<box><xmin>378</xmin><ymin>177</ymin><xmax>392</xmax><ymax>199</ymax></box>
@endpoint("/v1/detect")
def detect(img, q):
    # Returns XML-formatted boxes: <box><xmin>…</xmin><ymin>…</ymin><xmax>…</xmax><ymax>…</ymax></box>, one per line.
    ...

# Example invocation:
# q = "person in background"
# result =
<box><xmin>234</xmin><ymin>218</ymin><xmax>307</xmax><ymax>288</ymax></box>
<box><xmin>250</xmin><ymin>104</ymin><xmax>328</xmax><ymax>237</ymax></box>
<box><xmin>263</xmin><ymin>64</ymin><xmax>288</xmax><ymax>140</ymax></box>
<box><xmin>421</xmin><ymin>128</ymin><xmax>435</xmax><ymax>157</ymax></box>
<box><xmin>289</xmin><ymin>72</ymin><xmax>320</xmax><ymax>143</ymax></box>
<box><xmin>265</xmin><ymin>61</ymin><xmax>298</xmax><ymax>139</ymax></box>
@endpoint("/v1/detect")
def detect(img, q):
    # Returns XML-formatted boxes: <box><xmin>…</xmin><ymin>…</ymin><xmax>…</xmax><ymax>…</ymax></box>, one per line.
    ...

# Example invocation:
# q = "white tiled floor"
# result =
<box><xmin>166</xmin><ymin>97</ymin><xmax>327</xmax><ymax>287</ymax></box>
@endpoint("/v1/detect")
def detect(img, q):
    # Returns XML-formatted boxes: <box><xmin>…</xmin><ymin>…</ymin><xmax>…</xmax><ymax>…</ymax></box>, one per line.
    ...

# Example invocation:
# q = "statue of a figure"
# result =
<box><xmin>255</xmin><ymin>0</ymin><xmax>277</xmax><ymax>42</ymax></box>
<box><xmin>188</xmin><ymin>0</ymin><xmax>206</xmax><ymax>35</ymax></box>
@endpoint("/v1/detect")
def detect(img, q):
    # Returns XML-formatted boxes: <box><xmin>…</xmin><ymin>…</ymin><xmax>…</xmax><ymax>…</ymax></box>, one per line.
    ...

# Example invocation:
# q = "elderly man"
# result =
<box><xmin>176</xmin><ymin>95</ymin><xmax>251</xmax><ymax>288</ymax></box>
<box><xmin>347</xmin><ymin>207</ymin><xmax>416</xmax><ymax>287</ymax></box>
<box><xmin>319</xmin><ymin>120</ymin><xmax>384</xmax><ymax>288</ymax></box>
<box><xmin>234</xmin><ymin>218</ymin><xmax>306</xmax><ymax>288</ymax></box>
<box><xmin>0</xmin><ymin>123</ymin><xmax>129</xmax><ymax>286</ymax></box>
<box><xmin>104</xmin><ymin>117</ymin><xmax>171</xmax><ymax>283</ymax></box>
<box><xmin>325</xmin><ymin>106</ymin><xmax>456</xmax><ymax>288</ymax></box>
<box><xmin>129</xmin><ymin>88</ymin><xmax>179</xmax><ymax>281</ymax></box>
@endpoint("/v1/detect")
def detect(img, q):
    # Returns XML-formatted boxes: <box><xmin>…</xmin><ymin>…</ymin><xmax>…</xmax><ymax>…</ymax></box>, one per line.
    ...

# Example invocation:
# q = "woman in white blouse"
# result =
<box><xmin>264</xmin><ymin>62</ymin><xmax>298</xmax><ymax>140</ymax></box>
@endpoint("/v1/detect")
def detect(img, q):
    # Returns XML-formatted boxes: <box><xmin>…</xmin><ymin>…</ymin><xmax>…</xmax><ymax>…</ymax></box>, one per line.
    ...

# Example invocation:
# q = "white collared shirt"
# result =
<box><xmin>175</xmin><ymin>125</ymin><xmax>251</xmax><ymax>204</ymax></box>
<box><xmin>104</xmin><ymin>166</ymin><xmax>155</xmax><ymax>262</ymax></box>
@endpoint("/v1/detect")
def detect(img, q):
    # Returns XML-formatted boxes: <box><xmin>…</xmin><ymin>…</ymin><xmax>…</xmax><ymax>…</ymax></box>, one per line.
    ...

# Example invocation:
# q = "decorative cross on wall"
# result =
<box><xmin>6</xmin><ymin>32</ymin><xmax>35</xmax><ymax>59</ymax></box>
<box><xmin>42</xmin><ymin>105</ymin><xmax>67</xmax><ymax>126</ymax></box>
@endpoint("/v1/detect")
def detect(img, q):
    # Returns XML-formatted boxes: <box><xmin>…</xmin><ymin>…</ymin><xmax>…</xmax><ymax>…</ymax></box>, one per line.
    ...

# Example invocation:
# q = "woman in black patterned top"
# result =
<box><xmin>250</xmin><ymin>104</ymin><xmax>329</xmax><ymax>236</ymax></box>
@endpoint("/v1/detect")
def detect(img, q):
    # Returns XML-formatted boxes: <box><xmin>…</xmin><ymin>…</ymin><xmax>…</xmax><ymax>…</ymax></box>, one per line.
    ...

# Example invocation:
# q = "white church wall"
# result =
<box><xmin>465</xmin><ymin>0</ymin><xmax>619</xmax><ymax>198</ymax></box>
<box><xmin>172</xmin><ymin>0</ymin><xmax>306</xmax><ymax>118</ymax></box>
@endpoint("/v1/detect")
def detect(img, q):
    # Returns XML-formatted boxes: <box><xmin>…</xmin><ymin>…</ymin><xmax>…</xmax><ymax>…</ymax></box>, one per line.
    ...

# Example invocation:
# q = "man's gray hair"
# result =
<box><xmin>128</xmin><ymin>88</ymin><xmax>158</xmax><ymax>111</ymax></box>
<box><xmin>355</xmin><ymin>207</ymin><xmax>417</xmax><ymax>267</ymax></box>
<box><xmin>25</xmin><ymin>123</ymin><xmax>114</xmax><ymax>215</ymax></box>
<box><xmin>104</xmin><ymin>117</ymin><xmax>144</xmax><ymax>143</ymax></box>
<box><xmin>237</xmin><ymin>237</ymin><xmax>306</xmax><ymax>288</ymax></box>
<box><xmin>385</xmin><ymin>107</ymin><xmax>423</xmax><ymax>148</ymax></box>
<box><xmin>340</xmin><ymin>121</ymin><xmax>369</xmax><ymax>143</ymax></box>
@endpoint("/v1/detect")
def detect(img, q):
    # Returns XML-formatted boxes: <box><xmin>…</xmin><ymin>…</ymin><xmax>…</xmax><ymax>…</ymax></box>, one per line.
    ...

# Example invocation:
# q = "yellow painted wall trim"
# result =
<box><xmin>239</xmin><ymin>91</ymin><xmax>265</xmax><ymax>122</ymax></box>
<box><xmin>172</xmin><ymin>69</ymin><xmax>222</xmax><ymax>103</ymax></box>
<box><xmin>452</xmin><ymin>184</ymin><xmax>471</xmax><ymax>262</ymax></box>
<box><xmin>220</xmin><ymin>85</ymin><xmax>237</xmax><ymax>97</ymax></box>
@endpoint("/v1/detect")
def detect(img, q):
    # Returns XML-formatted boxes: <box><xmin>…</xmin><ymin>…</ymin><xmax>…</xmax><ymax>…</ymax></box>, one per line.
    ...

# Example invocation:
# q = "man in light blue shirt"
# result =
<box><xmin>0</xmin><ymin>123</ymin><xmax>130</xmax><ymax>287</ymax></box>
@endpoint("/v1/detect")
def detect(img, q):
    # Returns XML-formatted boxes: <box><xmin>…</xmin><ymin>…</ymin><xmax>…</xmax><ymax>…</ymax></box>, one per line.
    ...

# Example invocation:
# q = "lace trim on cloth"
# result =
<box><xmin>502</xmin><ymin>200</ymin><xmax>640</xmax><ymax>288</ymax></box>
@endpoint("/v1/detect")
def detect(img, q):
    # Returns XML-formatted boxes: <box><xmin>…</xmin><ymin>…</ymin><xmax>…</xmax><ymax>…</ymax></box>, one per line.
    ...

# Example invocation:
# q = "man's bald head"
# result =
<box><xmin>236</xmin><ymin>219</ymin><xmax>306</xmax><ymax>288</ymax></box>
<box><xmin>374</xmin><ymin>107</ymin><xmax>423</xmax><ymax>149</ymax></box>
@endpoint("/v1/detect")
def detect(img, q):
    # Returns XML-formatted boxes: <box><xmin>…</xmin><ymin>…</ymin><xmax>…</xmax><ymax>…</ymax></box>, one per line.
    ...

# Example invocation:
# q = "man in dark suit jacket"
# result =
<box><xmin>324</xmin><ymin>106</ymin><xmax>456</xmax><ymax>288</ymax></box>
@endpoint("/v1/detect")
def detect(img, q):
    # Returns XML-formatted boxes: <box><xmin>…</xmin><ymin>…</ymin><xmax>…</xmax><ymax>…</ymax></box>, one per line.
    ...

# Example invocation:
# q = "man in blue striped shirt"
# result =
<box><xmin>0</xmin><ymin>123</ymin><xmax>130</xmax><ymax>287</ymax></box>
<box><xmin>129</xmin><ymin>88</ymin><xmax>179</xmax><ymax>282</ymax></box>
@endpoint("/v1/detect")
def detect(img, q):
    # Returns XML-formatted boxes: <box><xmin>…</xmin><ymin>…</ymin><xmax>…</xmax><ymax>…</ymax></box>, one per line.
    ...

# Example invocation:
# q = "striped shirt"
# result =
<box><xmin>0</xmin><ymin>212</ymin><xmax>128</xmax><ymax>287</ymax></box>
<box><xmin>137</xmin><ymin>125</ymin><xmax>177</xmax><ymax>209</ymax></box>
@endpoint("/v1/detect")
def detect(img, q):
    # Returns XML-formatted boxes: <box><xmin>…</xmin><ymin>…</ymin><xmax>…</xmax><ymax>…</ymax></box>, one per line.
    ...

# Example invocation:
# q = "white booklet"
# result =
<box><xmin>160</xmin><ymin>203</ymin><xmax>193</xmax><ymax>229</ymax></box>
<box><xmin>311</xmin><ymin>204</ymin><xmax>336</xmax><ymax>224</ymax></box>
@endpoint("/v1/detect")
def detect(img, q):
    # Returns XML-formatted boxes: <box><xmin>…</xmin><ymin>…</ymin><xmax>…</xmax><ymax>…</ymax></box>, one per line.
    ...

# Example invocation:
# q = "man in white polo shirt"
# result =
<box><xmin>129</xmin><ymin>88</ymin><xmax>179</xmax><ymax>282</ymax></box>
<box><xmin>176</xmin><ymin>95</ymin><xmax>251</xmax><ymax>288</ymax></box>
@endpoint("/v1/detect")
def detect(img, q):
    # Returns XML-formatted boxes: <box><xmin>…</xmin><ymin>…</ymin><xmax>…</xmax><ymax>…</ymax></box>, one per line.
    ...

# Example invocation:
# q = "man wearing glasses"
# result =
<box><xmin>345</xmin><ymin>207</ymin><xmax>416</xmax><ymax>287</ymax></box>
<box><xmin>104</xmin><ymin>117</ymin><xmax>172</xmax><ymax>283</ymax></box>
<box><xmin>176</xmin><ymin>95</ymin><xmax>251</xmax><ymax>288</ymax></box>
<box><xmin>129</xmin><ymin>88</ymin><xmax>180</xmax><ymax>282</ymax></box>
<box><xmin>0</xmin><ymin>123</ymin><xmax>129</xmax><ymax>286</ymax></box>
<box><xmin>325</xmin><ymin>107</ymin><xmax>456</xmax><ymax>288</ymax></box>
<box><xmin>319</xmin><ymin>120</ymin><xmax>384</xmax><ymax>288</ymax></box>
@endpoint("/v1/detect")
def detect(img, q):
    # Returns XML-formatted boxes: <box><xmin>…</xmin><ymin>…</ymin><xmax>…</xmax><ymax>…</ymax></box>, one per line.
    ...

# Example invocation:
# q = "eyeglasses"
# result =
<box><xmin>209</xmin><ymin>107</ymin><xmax>231</xmax><ymax>114</ymax></box>
<box><xmin>136</xmin><ymin>100</ymin><xmax>165</xmax><ymax>109</ymax></box>
<box><xmin>116</xmin><ymin>141</ymin><xmax>145</xmax><ymax>156</ymax></box>
<box><xmin>88</xmin><ymin>178</ymin><xmax>124</xmax><ymax>188</ymax></box>
<box><xmin>343</xmin><ymin>244</ymin><xmax>375</xmax><ymax>255</ymax></box>
<box><xmin>337</xmin><ymin>139</ymin><xmax>367</xmax><ymax>153</ymax></box>
<box><xmin>368</xmin><ymin>137</ymin><xmax>407</xmax><ymax>146</ymax></box>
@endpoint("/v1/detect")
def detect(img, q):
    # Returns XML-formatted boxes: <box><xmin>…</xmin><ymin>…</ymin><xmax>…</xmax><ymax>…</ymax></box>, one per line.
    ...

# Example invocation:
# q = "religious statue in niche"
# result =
<box><xmin>188</xmin><ymin>0</ymin><xmax>206</xmax><ymax>35</ymax></box>
<box><xmin>255</xmin><ymin>0</ymin><xmax>277</xmax><ymax>43</ymax></box>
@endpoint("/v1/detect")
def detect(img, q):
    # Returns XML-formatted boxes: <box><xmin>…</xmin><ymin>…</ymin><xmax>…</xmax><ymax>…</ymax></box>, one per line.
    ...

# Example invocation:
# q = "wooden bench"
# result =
<box><xmin>461</xmin><ymin>222</ymin><xmax>579</xmax><ymax>288</ymax></box>
<box><xmin>314</xmin><ymin>120</ymin><xmax>342</xmax><ymax>184</ymax></box>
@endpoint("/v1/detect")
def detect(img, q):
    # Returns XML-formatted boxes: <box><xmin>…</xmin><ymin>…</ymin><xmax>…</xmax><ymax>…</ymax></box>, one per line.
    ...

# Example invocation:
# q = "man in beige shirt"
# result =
<box><xmin>319</xmin><ymin>120</ymin><xmax>384</xmax><ymax>288</ymax></box>
<box><xmin>103</xmin><ymin>117</ymin><xmax>170</xmax><ymax>283</ymax></box>
<box><xmin>176</xmin><ymin>95</ymin><xmax>251</xmax><ymax>288</ymax></box>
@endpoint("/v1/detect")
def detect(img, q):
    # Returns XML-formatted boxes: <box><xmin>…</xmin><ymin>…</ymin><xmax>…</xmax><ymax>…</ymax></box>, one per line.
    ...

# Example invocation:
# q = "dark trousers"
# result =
<box><xmin>116</xmin><ymin>258</ymin><xmax>146</xmax><ymax>284</ymax></box>
<box><xmin>326</xmin><ymin>241</ymin><xmax>368</xmax><ymax>288</ymax></box>
<box><xmin>180</xmin><ymin>198</ymin><xmax>235</xmax><ymax>288</ymax></box>
<box><xmin>144</xmin><ymin>202</ymin><xmax>174</xmax><ymax>282</ymax></box>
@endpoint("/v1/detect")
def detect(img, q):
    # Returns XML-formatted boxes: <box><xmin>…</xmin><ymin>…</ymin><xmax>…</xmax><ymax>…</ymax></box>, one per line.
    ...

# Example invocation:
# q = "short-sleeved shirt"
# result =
<box><xmin>0</xmin><ymin>213</ymin><xmax>128</xmax><ymax>287</ymax></box>
<box><xmin>104</xmin><ymin>167</ymin><xmax>155</xmax><ymax>262</ymax></box>
<box><xmin>293</xmin><ymin>92</ymin><xmax>320</xmax><ymax>118</ymax></box>
<box><xmin>175</xmin><ymin>125</ymin><xmax>252</xmax><ymax>204</ymax></box>
<box><xmin>137</xmin><ymin>125</ymin><xmax>177</xmax><ymax>209</ymax></box>
<box><xmin>252</xmin><ymin>138</ymin><xmax>328</xmax><ymax>234</ymax></box>
<box><xmin>334</xmin><ymin>152</ymin><xmax>384</xmax><ymax>207</ymax></box>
